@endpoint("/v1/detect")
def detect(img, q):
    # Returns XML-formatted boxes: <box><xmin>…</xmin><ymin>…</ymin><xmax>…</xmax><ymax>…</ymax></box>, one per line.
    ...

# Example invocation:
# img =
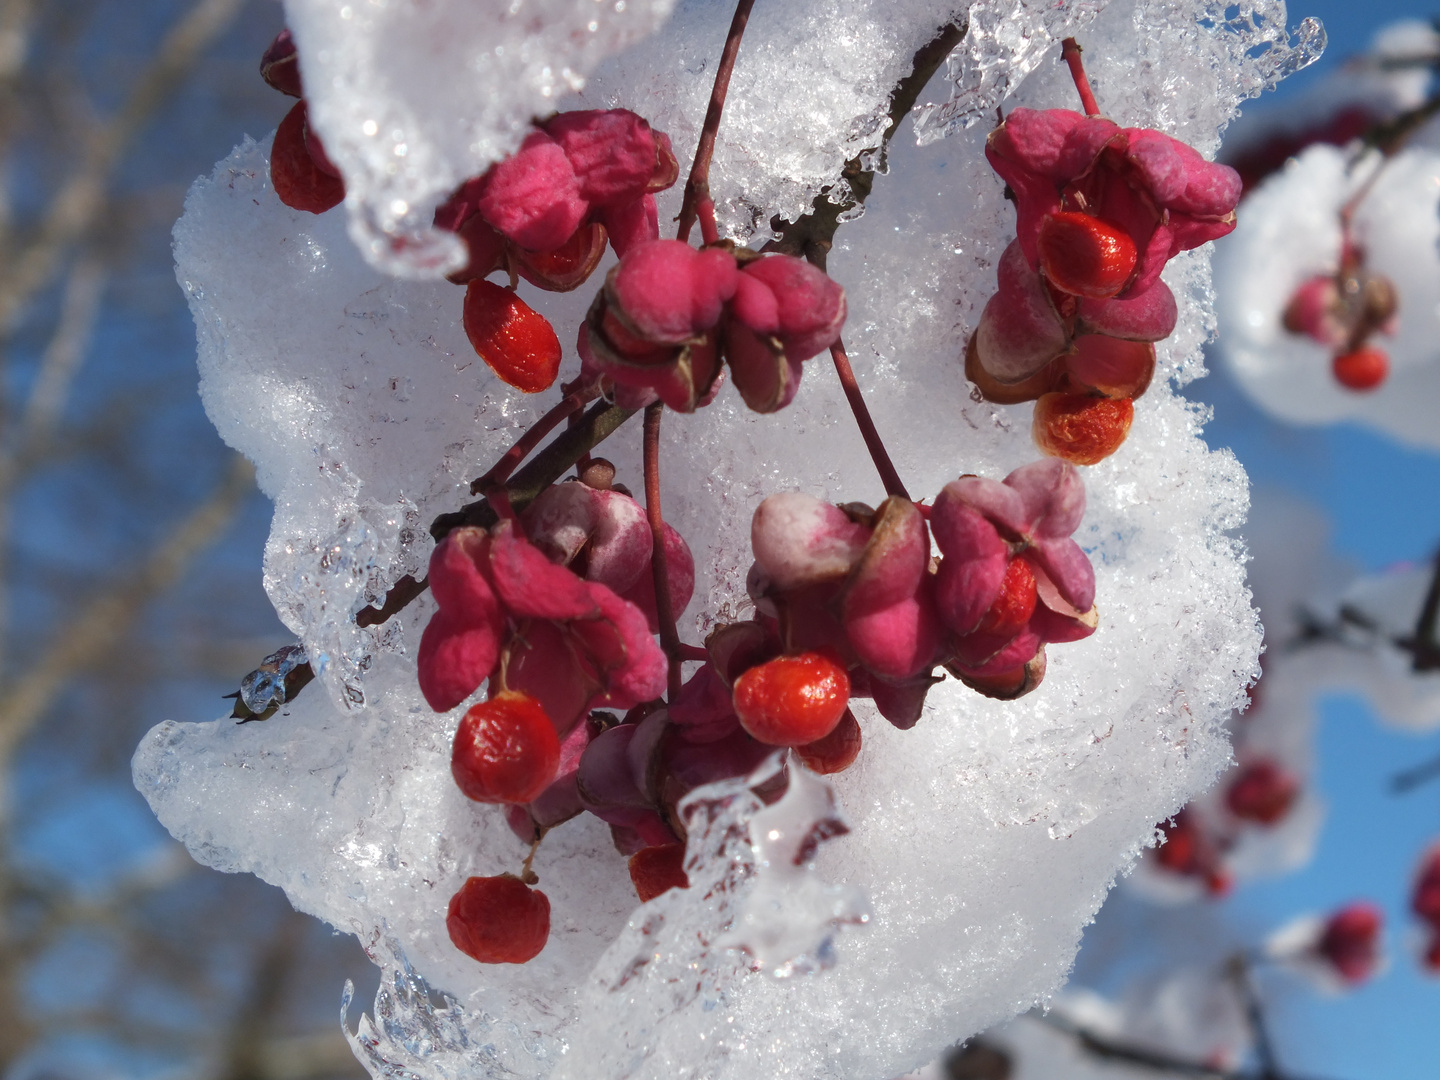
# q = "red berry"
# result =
<box><xmin>462</xmin><ymin>280</ymin><xmax>563</xmax><ymax>393</ymax></box>
<box><xmin>1425</xmin><ymin>934</ymin><xmax>1440</xmax><ymax>973</ymax></box>
<box><xmin>512</xmin><ymin>222</ymin><xmax>609</xmax><ymax>293</ymax></box>
<box><xmin>1332</xmin><ymin>346</ymin><xmax>1388</xmax><ymax>392</ymax></box>
<box><xmin>975</xmin><ymin>557</ymin><xmax>1037</xmax><ymax>639</ymax></box>
<box><xmin>1033</xmin><ymin>392</ymin><xmax>1134</xmax><ymax>465</ymax></box>
<box><xmin>270</xmin><ymin>101</ymin><xmax>344</xmax><ymax>215</ymax></box>
<box><xmin>793</xmin><ymin>707</ymin><xmax>862</xmax><ymax>774</ymax></box>
<box><xmin>1412</xmin><ymin>847</ymin><xmax>1440</xmax><ymax>929</ymax></box>
<box><xmin>1225</xmin><ymin>760</ymin><xmax>1299</xmax><ymax>826</ymax></box>
<box><xmin>452</xmin><ymin>691</ymin><xmax>561</xmax><ymax>805</ymax></box>
<box><xmin>1036</xmin><ymin>211</ymin><xmax>1138</xmax><ymax>299</ymax></box>
<box><xmin>732</xmin><ymin>652</ymin><xmax>850</xmax><ymax>747</ymax></box>
<box><xmin>1063</xmin><ymin>335</ymin><xmax>1155</xmax><ymax>400</ymax></box>
<box><xmin>447</xmin><ymin>874</ymin><xmax>550</xmax><ymax>964</ymax></box>
<box><xmin>260</xmin><ymin>29</ymin><xmax>302</xmax><ymax>98</ymax></box>
<box><xmin>1318</xmin><ymin>902</ymin><xmax>1383</xmax><ymax>984</ymax></box>
<box><xmin>628</xmin><ymin>842</ymin><xmax>689</xmax><ymax>902</ymax></box>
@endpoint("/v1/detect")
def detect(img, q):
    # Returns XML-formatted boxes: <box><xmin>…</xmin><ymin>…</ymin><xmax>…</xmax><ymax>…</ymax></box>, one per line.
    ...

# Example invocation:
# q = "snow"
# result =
<box><xmin>133</xmin><ymin>0</ymin><xmax>1327</xmax><ymax>1075</ymax></box>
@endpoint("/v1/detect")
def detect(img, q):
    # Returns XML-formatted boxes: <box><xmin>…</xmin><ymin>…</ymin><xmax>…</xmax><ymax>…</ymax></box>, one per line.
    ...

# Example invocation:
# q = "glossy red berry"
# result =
<box><xmin>447</xmin><ymin>874</ymin><xmax>550</xmax><ymax>964</ymax></box>
<box><xmin>1063</xmin><ymin>335</ymin><xmax>1155</xmax><ymax>400</ymax></box>
<box><xmin>260</xmin><ymin>29</ymin><xmax>302</xmax><ymax>98</ymax></box>
<box><xmin>1318</xmin><ymin>902</ymin><xmax>1383</xmax><ymax>984</ymax></box>
<box><xmin>732</xmin><ymin>652</ymin><xmax>850</xmax><ymax>747</ymax></box>
<box><xmin>1225</xmin><ymin>760</ymin><xmax>1299</xmax><ymax>826</ymax></box>
<box><xmin>793</xmin><ymin>707</ymin><xmax>862</xmax><ymax>774</ymax></box>
<box><xmin>628</xmin><ymin>842</ymin><xmax>689</xmax><ymax>902</ymax></box>
<box><xmin>1424</xmin><ymin>935</ymin><xmax>1440</xmax><ymax>973</ymax></box>
<box><xmin>1037</xmin><ymin>211</ymin><xmax>1138</xmax><ymax>299</ymax></box>
<box><xmin>462</xmin><ymin>280</ymin><xmax>563</xmax><ymax>393</ymax></box>
<box><xmin>512</xmin><ymin>222</ymin><xmax>608</xmax><ymax>293</ymax></box>
<box><xmin>452</xmin><ymin>691</ymin><xmax>561</xmax><ymax>805</ymax></box>
<box><xmin>271</xmin><ymin>101</ymin><xmax>344</xmax><ymax>214</ymax></box>
<box><xmin>975</xmin><ymin>557</ymin><xmax>1037</xmax><ymax>638</ymax></box>
<box><xmin>1033</xmin><ymin>392</ymin><xmax>1134</xmax><ymax>465</ymax></box>
<box><xmin>1332</xmin><ymin>346</ymin><xmax>1388</xmax><ymax>392</ymax></box>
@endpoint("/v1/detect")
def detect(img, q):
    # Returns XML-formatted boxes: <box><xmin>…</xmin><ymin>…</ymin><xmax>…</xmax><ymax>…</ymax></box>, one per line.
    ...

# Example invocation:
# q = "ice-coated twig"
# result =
<box><xmin>827</xmin><ymin>339</ymin><xmax>909</xmax><ymax>500</ymax></box>
<box><xmin>1034</xmin><ymin>1007</ymin><xmax>1345</xmax><ymax>1080</ymax></box>
<box><xmin>675</xmin><ymin>0</ymin><xmax>756</xmax><ymax>244</ymax></box>
<box><xmin>765</xmin><ymin>19</ymin><xmax>967</xmax><ymax>267</ymax></box>
<box><xmin>1061</xmin><ymin>37</ymin><xmax>1101</xmax><ymax>118</ymax></box>
<box><xmin>468</xmin><ymin>381</ymin><xmax>599</xmax><ymax>495</ymax></box>
<box><xmin>643</xmin><ymin>402</ymin><xmax>683</xmax><ymax>700</ymax></box>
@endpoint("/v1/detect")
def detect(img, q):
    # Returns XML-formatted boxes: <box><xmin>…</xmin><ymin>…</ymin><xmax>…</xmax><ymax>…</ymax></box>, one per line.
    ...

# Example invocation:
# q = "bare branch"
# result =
<box><xmin>0</xmin><ymin>452</ymin><xmax>255</xmax><ymax>760</ymax></box>
<box><xmin>0</xmin><ymin>0</ymin><xmax>244</xmax><ymax>331</ymax></box>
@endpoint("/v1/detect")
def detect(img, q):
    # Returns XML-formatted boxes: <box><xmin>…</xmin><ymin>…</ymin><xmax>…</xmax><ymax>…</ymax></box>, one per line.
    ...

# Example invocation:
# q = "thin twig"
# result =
<box><xmin>1035</xmin><ymin>1009</ymin><xmax>1345</xmax><ymax>1080</ymax></box>
<box><xmin>1060</xmin><ymin>37</ymin><xmax>1101</xmax><ymax>117</ymax></box>
<box><xmin>827</xmin><ymin>338</ymin><xmax>909</xmax><ymax>500</ymax></box>
<box><xmin>1230</xmin><ymin>954</ymin><xmax>1281</xmax><ymax>1080</ymax></box>
<box><xmin>643</xmin><ymin>403</ymin><xmax>683</xmax><ymax>700</ymax></box>
<box><xmin>675</xmin><ymin>0</ymin><xmax>756</xmax><ymax>244</ymax></box>
<box><xmin>19</xmin><ymin>253</ymin><xmax>105</xmax><ymax>444</ymax></box>
<box><xmin>1391</xmin><ymin>750</ymin><xmax>1440</xmax><ymax>794</ymax></box>
<box><xmin>469</xmin><ymin>382</ymin><xmax>598</xmax><ymax>494</ymax></box>
<box><xmin>765</xmin><ymin>19</ymin><xmax>966</xmax><ymax>267</ymax></box>
<box><xmin>0</xmin><ymin>0</ymin><xmax>244</xmax><ymax>332</ymax></box>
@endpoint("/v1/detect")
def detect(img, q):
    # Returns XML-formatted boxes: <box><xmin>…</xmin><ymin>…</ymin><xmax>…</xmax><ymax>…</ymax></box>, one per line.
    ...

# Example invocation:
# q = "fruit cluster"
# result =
<box><xmin>1413</xmin><ymin>845</ymin><xmax>1440</xmax><ymax>971</ymax></box>
<box><xmin>579</xmin><ymin>239</ymin><xmax>847</xmax><ymax>413</ymax></box>
<box><xmin>1314</xmin><ymin>902</ymin><xmax>1384</xmax><ymax>984</ymax></box>
<box><xmin>437</xmin><ymin>458</ymin><xmax>1099</xmax><ymax>963</ymax></box>
<box><xmin>1282</xmin><ymin>245</ymin><xmax>1396</xmax><ymax>392</ymax></box>
<box><xmin>967</xmin><ymin>44</ymin><xmax>1241</xmax><ymax>466</ymax></box>
<box><xmin>1152</xmin><ymin>755</ymin><xmax>1302</xmax><ymax>896</ymax></box>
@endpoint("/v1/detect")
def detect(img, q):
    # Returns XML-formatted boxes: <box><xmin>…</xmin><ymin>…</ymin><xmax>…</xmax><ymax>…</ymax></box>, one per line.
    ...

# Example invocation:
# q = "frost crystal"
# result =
<box><xmin>136</xmin><ymin>0</ymin><xmax>1308</xmax><ymax>1075</ymax></box>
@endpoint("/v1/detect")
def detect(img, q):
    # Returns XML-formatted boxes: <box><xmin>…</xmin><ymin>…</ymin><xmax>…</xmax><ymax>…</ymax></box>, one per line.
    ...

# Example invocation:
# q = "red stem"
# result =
<box><xmin>642</xmin><ymin>402</ymin><xmax>683</xmax><ymax>700</ymax></box>
<box><xmin>1060</xmin><ymin>38</ymin><xmax>1100</xmax><ymax>117</ymax></box>
<box><xmin>470</xmin><ymin>382</ymin><xmax>597</xmax><ymax>494</ymax></box>
<box><xmin>829</xmin><ymin>337</ymin><xmax>910</xmax><ymax>501</ymax></box>
<box><xmin>676</xmin><ymin>0</ymin><xmax>756</xmax><ymax>243</ymax></box>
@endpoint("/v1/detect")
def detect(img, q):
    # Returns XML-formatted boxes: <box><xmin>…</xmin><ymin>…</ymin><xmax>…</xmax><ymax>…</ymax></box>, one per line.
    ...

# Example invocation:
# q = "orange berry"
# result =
<box><xmin>793</xmin><ymin>707</ymin><xmax>862</xmax><ymax>774</ymax></box>
<box><xmin>1033</xmin><ymin>392</ymin><xmax>1133</xmax><ymax>465</ymax></box>
<box><xmin>463</xmin><ymin>280</ymin><xmax>563</xmax><ymax>393</ymax></box>
<box><xmin>447</xmin><ymin>874</ymin><xmax>550</xmax><ymax>964</ymax></box>
<box><xmin>271</xmin><ymin>101</ymin><xmax>344</xmax><ymax>214</ymax></box>
<box><xmin>975</xmin><ymin>557</ymin><xmax>1037</xmax><ymax>638</ymax></box>
<box><xmin>451</xmin><ymin>691</ymin><xmax>561</xmax><ymax>805</ymax></box>
<box><xmin>628</xmin><ymin>842</ymin><xmax>689</xmax><ymax>902</ymax></box>
<box><xmin>1037</xmin><ymin>211</ymin><xmax>1137</xmax><ymax>299</ymax></box>
<box><xmin>1332</xmin><ymin>346</ymin><xmax>1388</xmax><ymax>392</ymax></box>
<box><xmin>732</xmin><ymin>652</ymin><xmax>850</xmax><ymax>747</ymax></box>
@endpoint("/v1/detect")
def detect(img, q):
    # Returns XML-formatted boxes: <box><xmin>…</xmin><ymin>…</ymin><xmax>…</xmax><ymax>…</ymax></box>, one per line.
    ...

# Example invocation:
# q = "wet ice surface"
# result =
<box><xmin>136</xmin><ymin>0</ymin><xmax>1324</xmax><ymax>1076</ymax></box>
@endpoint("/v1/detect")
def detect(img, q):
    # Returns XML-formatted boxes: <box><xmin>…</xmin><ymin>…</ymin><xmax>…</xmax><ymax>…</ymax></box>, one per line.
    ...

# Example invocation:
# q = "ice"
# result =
<box><xmin>283</xmin><ymin>0</ymin><xmax>679</xmax><ymax>276</ymax></box>
<box><xmin>136</xmin><ymin>0</ymin><xmax>1305</xmax><ymax>1075</ymax></box>
<box><xmin>1215</xmin><ymin>143</ymin><xmax>1440</xmax><ymax>449</ymax></box>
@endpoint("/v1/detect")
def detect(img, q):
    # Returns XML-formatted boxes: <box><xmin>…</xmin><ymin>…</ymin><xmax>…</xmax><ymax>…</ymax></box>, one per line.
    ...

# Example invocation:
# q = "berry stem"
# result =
<box><xmin>676</xmin><ymin>0</ymin><xmax>756</xmax><ymax>243</ymax></box>
<box><xmin>470</xmin><ymin>381</ymin><xmax>598</xmax><ymax>494</ymax></box>
<box><xmin>1060</xmin><ymin>38</ymin><xmax>1101</xmax><ymax>118</ymax></box>
<box><xmin>1228</xmin><ymin>954</ymin><xmax>1282</xmax><ymax>1080</ymax></box>
<box><xmin>643</xmin><ymin>402</ymin><xmax>684</xmax><ymax>700</ymax></box>
<box><xmin>678</xmin><ymin>642</ymin><xmax>709</xmax><ymax>662</ymax></box>
<box><xmin>827</xmin><ymin>337</ymin><xmax>910</xmax><ymax>500</ymax></box>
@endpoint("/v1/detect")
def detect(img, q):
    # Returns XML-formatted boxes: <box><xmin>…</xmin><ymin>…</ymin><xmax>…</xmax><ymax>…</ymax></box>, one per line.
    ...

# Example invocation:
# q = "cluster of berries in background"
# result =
<box><xmin>1281</xmin><ymin>236</ymin><xmax>1396</xmax><ymax>392</ymax></box>
<box><xmin>967</xmin><ymin>44</ymin><xmax>1241</xmax><ymax>467</ymax></box>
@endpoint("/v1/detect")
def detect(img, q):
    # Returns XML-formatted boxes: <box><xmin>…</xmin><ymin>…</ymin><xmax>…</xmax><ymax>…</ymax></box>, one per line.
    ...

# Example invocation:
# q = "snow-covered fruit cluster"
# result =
<box><xmin>967</xmin><ymin>65</ymin><xmax>1241</xmax><ymax>466</ymax></box>
<box><xmin>260</xmin><ymin>29</ymin><xmax>846</xmax><ymax>413</ymax></box>
<box><xmin>423</xmin><ymin>458</ymin><xmax>1097</xmax><ymax>965</ymax></box>
<box><xmin>1281</xmin><ymin>245</ymin><xmax>1396</xmax><ymax>392</ymax></box>
<box><xmin>1150</xmin><ymin>754</ymin><xmax>1303</xmax><ymax>897</ymax></box>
